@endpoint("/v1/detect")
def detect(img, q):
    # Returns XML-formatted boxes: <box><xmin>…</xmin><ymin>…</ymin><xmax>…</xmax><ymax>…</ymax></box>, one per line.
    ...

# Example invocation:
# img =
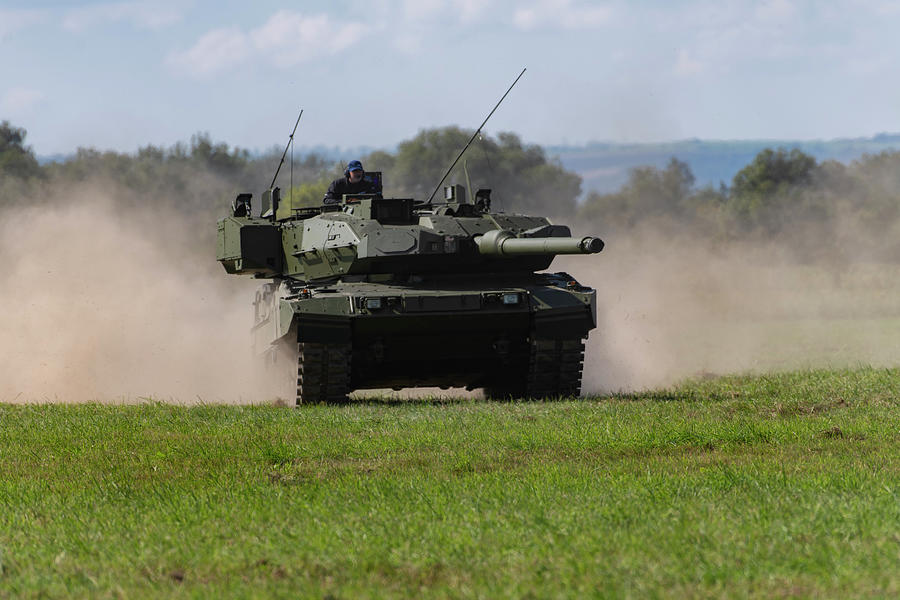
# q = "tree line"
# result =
<box><xmin>0</xmin><ymin>121</ymin><xmax>578</xmax><ymax>219</ymax></box>
<box><xmin>278</xmin><ymin>126</ymin><xmax>580</xmax><ymax>217</ymax></box>
<box><xmin>3</xmin><ymin>118</ymin><xmax>900</xmax><ymax>261</ymax></box>
<box><xmin>577</xmin><ymin>147</ymin><xmax>900</xmax><ymax>261</ymax></box>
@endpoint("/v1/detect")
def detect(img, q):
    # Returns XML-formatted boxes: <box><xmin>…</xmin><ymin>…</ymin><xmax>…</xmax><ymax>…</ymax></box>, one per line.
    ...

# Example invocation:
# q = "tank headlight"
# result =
<box><xmin>501</xmin><ymin>293</ymin><xmax>520</xmax><ymax>305</ymax></box>
<box><xmin>365</xmin><ymin>297</ymin><xmax>383</xmax><ymax>310</ymax></box>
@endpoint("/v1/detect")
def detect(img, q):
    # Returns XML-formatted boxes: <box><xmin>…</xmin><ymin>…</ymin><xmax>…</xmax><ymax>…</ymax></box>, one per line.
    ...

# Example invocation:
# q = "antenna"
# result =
<box><xmin>290</xmin><ymin>124</ymin><xmax>294</xmax><ymax>211</ymax></box>
<box><xmin>425</xmin><ymin>67</ymin><xmax>526</xmax><ymax>204</ymax></box>
<box><xmin>269</xmin><ymin>108</ymin><xmax>303</xmax><ymax>189</ymax></box>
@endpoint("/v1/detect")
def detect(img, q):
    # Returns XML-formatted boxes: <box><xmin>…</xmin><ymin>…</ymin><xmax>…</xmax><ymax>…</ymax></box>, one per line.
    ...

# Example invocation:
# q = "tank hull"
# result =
<box><xmin>254</xmin><ymin>273</ymin><xmax>596</xmax><ymax>402</ymax></box>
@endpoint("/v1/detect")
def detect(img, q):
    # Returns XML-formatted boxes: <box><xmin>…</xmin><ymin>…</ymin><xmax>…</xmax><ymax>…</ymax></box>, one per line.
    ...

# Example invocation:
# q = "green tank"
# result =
<box><xmin>216</xmin><ymin>178</ymin><xmax>603</xmax><ymax>403</ymax></box>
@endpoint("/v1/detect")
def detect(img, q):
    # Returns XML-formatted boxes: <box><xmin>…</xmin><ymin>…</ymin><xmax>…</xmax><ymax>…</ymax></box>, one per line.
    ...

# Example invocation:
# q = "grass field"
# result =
<box><xmin>1</xmin><ymin>368</ymin><xmax>899</xmax><ymax>598</ymax></box>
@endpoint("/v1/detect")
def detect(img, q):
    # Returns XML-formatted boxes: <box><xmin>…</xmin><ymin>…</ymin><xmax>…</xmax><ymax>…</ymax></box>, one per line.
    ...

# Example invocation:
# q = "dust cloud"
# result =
<box><xmin>560</xmin><ymin>224</ymin><xmax>900</xmax><ymax>393</ymax></box>
<box><xmin>3</xmin><ymin>180</ymin><xmax>899</xmax><ymax>403</ymax></box>
<box><xmin>0</xmin><ymin>184</ymin><xmax>265</xmax><ymax>403</ymax></box>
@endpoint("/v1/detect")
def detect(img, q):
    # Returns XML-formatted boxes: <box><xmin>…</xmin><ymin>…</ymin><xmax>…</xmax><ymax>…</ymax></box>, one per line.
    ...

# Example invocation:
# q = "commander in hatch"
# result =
<box><xmin>323</xmin><ymin>160</ymin><xmax>377</xmax><ymax>204</ymax></box>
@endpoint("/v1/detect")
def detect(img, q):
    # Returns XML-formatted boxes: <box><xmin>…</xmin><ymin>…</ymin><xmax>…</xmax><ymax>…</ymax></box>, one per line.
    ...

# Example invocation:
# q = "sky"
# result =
<box><xmin>2</xmin><ymin>0</ymin><xmax>900</xmax><ymax>155</ymax></box>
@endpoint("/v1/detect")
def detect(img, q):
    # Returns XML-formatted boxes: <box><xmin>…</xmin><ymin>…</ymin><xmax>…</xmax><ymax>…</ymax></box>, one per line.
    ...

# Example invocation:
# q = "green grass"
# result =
<box><xmin>1</xmin><ymin>368</ymin><xmax>899</xmax><ymax>598</ymax></box>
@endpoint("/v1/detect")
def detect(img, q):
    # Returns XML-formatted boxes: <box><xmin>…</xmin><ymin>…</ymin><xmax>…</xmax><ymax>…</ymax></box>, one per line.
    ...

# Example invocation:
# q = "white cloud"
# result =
<box><xmin>250</xmin><ymin>10</ymin><xmax>366</xmax><ymax>68</ymax></box>
<box><xmin>62</xmin><ymin>2</ymin><xmax>182</xmax><ymax>32</ymax></box>
<box><xmin>513</xmin><ymin>0</ymin><xmax>612</xmax><ymax>30</ymax></box>
<box><xmin>396</xmin><ymin>0</ymin><xmax>493</xmax><ymax>24</ymax></box>
<box><xmin>455</xmin><ymin>0</ymin><xmax>491</xmax><ymax>23</ymax></box>
<box><xmin>0</xmin><ymin>9</ymin><xmax>47</xmax><ymax>41</ymax></box>
<box><xmin>0</xmin><ymin>87</ymin><xmax>45</xmax><ymax>115</ymax></box>
<box><xmin>673</xmin><ymin>49</ymin><xmax>703</xmax><ymax>76</ymax></box>
<box><xmin>168</xmin><ymin>11</ymin><xmax>369</xmax><ymax>78</ymax></box>
<box><xmin>755</xmin><ymin>0</ymin><xmax>796</xmax><ymax>22</ymax></box>
<box><xmin>166</xmin><ymin>28</ymin><xmax>251</xmax><ymax>77</ymax></box>
<box><xmin>642</xmin><ymin>1</ymin><xmax>821</xmax><ymax>78</ymax></box>
<box><xmin>402</xmin><ymin>0</ymin><xmax>445</xmax><ymax>21</ymax></box>
<box><xmin>843</xmin><ymin>53</ymin><xmax>892</xmax><ymax>75</ymax></box>
<box><xmin>845</xmin><ymin>0</ymin><xmax>900</xmax><ymax>15</ymax></box>
<box><xmin>386</xmin><ymin>0</ymin><xmax>492</xmax><ymax>50</ymax></box>
<box><xmin>393</xmin><ymin>31</ymin><xmax>431</xmax><ymax>53</ymax></box>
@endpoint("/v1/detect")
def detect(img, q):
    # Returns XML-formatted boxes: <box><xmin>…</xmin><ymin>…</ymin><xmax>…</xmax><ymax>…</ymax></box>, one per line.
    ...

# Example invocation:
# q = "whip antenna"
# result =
<box><xmin>426</xmin><ymin>67</ymin><xmax>526</xmax><ymax>203</ymax></box>
<box><xmin>270</xmin><ymin>108</ymin><xmax>303</xmax><ymax>189</ymax></box>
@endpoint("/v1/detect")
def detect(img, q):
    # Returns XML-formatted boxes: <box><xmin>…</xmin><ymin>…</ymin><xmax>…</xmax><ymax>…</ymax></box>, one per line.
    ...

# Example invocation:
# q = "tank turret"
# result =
<box><xmin>217</xmin><ymin>182</ymin><xmax>603</xmax><ymax>283</ymax></box>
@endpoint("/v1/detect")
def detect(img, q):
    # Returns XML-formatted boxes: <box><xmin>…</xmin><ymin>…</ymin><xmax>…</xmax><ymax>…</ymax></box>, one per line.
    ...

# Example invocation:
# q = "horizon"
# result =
<box><xmin>28</xmin><ymin>129</ymin><xmax>900</xmax><ymax>163</ymax></box>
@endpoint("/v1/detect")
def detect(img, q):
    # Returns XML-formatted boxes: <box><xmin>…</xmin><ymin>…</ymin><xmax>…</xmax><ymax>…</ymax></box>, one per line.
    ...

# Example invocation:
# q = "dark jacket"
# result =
<box><xmin>323</xmin><ymin>175</ymin><xmax>377</xmax><ymax>204</ymax></box>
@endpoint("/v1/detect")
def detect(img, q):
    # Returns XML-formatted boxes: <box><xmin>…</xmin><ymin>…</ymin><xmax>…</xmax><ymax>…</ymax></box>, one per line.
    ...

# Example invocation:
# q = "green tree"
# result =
<box><xmin>843</xmin><ymin>151</ymin><xmax>900</xmax><ymax>226</ymax></box>
<box><xmin>578</xmin><ymin>158</ymin><xmax>698</xmax><ymax>230</ymax></box>
<box><xmin>189</xmin><ymin>133</ymin><xmax>250</xmax><ymax>174</ymax></box>
<box><xmin>0</xmin><ymin>121</ymin><xmax>42</xmax><ymax>179</ymax></box>
<box><xmin>367</xmin><ymin>127</ymin><xmax>581</xmax><ymax>215</ymax></box>
<box><xmin>728</xmin><ymin>148</ymin><xmax>819</xmax><ymax>232</ymax></box>
<box><xmin>281</xmin><ymin>174</ymin><xmax>335</xmax><ymax>213</ymax></box>
<box><xmin>731</xmin><ymin>148</ymin><xmax>817</xmax><ymax>197</ymax></box>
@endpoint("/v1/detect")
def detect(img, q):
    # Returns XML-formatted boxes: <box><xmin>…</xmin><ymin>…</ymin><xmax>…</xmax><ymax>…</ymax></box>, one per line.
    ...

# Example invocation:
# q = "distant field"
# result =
<box><xmin>1</xmin><ymin>368</ymin><xmax>899</xmax><ymax>598</ymax></box>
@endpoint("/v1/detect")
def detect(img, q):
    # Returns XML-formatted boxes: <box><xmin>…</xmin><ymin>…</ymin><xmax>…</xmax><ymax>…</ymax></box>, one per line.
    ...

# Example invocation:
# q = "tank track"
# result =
<box><xmin>485</xmin><ymin>337</ymin><xmax>585</xmax><ymax>400</ymax></box>
<box><xmin>274</xmin><ymin>335</ymin><xmax>582</xmax><ymax>404</ymax></box>
<box><xmin>295</xmin><ymin>341</ymin><xmax>351</xmax><ymax>405</ymax></box>
<box><xmin>526</xmin><ymin>337</ymin><xmax>585</xmax><ymax>398</ymax></box>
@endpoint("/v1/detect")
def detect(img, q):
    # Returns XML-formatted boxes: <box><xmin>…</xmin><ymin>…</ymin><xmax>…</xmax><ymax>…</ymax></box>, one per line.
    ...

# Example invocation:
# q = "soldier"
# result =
<box><xmin>323</xmin><ymin>160</ymin><xmax>377</xmax><ymax>204</ymax></box>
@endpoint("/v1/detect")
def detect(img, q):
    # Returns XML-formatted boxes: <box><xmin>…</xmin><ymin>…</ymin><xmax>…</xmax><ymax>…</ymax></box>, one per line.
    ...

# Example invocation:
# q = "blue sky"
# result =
<box><xmin>2</xmin><ymin>0</ymin><xmax>900</xmax><ymax>154</ymax></box>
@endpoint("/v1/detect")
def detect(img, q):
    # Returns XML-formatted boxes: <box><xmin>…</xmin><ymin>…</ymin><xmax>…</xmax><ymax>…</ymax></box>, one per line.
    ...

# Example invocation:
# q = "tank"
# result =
<box><xmin>216</xmin><ymin>177</ymin><xmax>604</xmax><ymax>403</ymax></box>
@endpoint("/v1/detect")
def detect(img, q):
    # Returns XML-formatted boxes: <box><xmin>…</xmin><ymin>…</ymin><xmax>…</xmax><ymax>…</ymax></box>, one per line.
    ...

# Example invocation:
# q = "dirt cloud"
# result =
<box><xmin>561</xmin><ymin>223</ymin><xmax>900</xmax><ymax>393</ymax></box>
<box><xmin>0</xmin><ymin>183</ymin><xmax>263</xmax><ymax>403</ymax></box>
<box><xmin>2</xmin><ymin>180</ymin><xmax>899</xmax><ymax>402</ymax></box>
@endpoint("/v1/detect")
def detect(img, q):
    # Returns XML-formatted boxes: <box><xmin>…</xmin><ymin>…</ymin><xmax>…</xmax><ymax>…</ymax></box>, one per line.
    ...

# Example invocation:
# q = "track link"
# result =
<box><xmin>525</xmin><ymin>337</ymin><xmax>585</xmax><ymax>398</ymax></box>
<box><xmin>296</xmin><ymin>341</ymin><xmax>351</xmax><ymax>405</ymax></box>
<box><xmin>485</xmin><ymin>336</ymin><xmax>585</xmax><ymax>400</ymax></box>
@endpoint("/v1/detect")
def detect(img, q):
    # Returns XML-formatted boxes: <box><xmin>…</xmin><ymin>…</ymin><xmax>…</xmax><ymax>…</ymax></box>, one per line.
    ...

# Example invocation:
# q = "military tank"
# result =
<box><xmin>217</xmin><ymin>176</ymin><xmax>604</xmax><ymax>404</ymax></box>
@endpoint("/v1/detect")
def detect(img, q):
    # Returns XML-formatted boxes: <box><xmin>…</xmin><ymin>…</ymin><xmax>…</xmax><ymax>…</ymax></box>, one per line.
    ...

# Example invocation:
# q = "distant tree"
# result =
<box><xmin>368</xmin><ymin>127</ymin><xmax>581</xmax><ymax>215</ymax></box>
<box><xmin>578</xmin><ymin>158</ymin><xmax>697</xmax><ymax>229</ymax></box>
<box><xmin>728</xmin><ymin>148</ymin><xmax>818</xmax><ymax>231</ymax></box>
<box><xmin>362</xmin><ymin>149</ymin><xmax>396</xmax><ymax>179</ymax></box>
<box><xmin>386</xmin><ymin>127</ymin><xmax>472</xmax><ymax>199</ymax></box>
<box><xmin>189</xmin><ymin>132</ymin><xmax>250</xmax><ymax>174</ymax></box>
<box><xmin>136</xmin><ymin>144</ymin><xmax>165</xmax><ymax>162</ymax></box>
<box><xmin>282</xmin><ymin>174</ymin><xmax>335</xmax><ymax>212</ymax></box>
<box><xmin>842</xmin><ymin>151</ymin><xmax>900</xmax><ymax>225</ymax></box>
<box><xmin>679</xmin><ymin>183</ymin><xmax>731</xmax><ymax>235</ymax></box>
<box><xmin>731</xmin><ymin>148</ymin><xmax>816</xmax><ymax>196</ymax></box>
<box><xmin>0</xmin><ymin>121</ymin><xmax>42</xmax><ymax>179</ymax></box>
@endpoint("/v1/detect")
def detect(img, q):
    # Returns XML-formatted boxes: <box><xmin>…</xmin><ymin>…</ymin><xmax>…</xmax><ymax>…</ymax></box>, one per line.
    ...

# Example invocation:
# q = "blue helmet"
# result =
<box><xmin>347</xmin><ymin>160</ymin><xmax>363</xmax><ymax>173</ymax></box>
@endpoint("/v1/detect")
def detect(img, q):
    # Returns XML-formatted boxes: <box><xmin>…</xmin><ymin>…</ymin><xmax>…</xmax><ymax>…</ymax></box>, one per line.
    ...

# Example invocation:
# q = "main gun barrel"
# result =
<box><xmin>476</xmin><ymin>229</ymin><xmax>604</xmax><ymax>256</ymax></box>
